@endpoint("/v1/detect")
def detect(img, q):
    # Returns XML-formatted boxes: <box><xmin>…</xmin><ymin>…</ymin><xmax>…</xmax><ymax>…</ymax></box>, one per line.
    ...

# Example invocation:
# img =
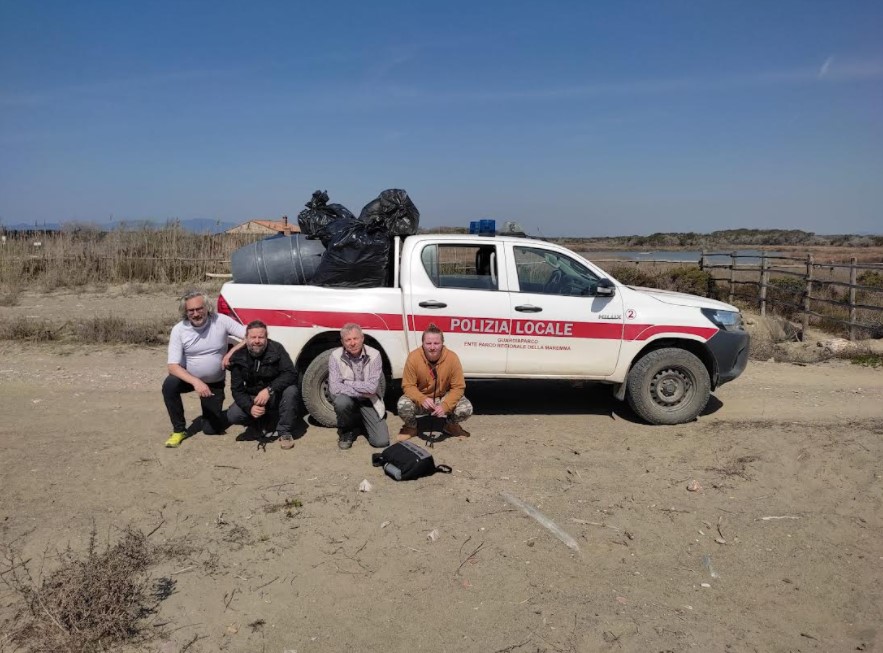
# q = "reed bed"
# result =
<box><xmin>0</xmin><ymin>225</ymin><xmax>260</xmax><ymax>290</ymax></box>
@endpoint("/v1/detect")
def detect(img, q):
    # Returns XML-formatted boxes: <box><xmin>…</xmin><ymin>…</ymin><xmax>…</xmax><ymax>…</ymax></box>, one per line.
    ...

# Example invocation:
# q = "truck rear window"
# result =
<box><xmin>420</xmin><ymin>244</ymin><xmax>499</xmax><ymax>291</ymax></box>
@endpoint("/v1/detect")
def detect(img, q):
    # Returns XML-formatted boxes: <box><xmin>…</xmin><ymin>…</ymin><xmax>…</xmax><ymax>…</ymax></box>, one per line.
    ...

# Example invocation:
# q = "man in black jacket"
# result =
<box><xmin>226</xmin><ymin>320</ymin><xmax>300</xmax><ymax>450</ymax></box>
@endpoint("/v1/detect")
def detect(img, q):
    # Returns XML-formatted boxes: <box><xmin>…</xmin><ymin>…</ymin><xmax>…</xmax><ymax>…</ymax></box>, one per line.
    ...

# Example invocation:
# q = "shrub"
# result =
<box><xmin>4</xmin><ymin>527</ymin><xmax>157</xmax><ymax>652</ymax></box>
<box><xmin>767</xmin><ymin>277</ymin><xmax>804</xmax><ymax>315</ymax></box>
<box><xmin>71</xmin><ymin>316</ymin><xmax>173</xmax><ymax>345</ymax></box>
<box><xmin>0</xmin><ymin>316</ymin><xmax>173</xmax><ymax>345</ymax></box>
<box><xmin>665</xmin><ymin>266</ymin><xmax>718</xmax><ymax>298</ymax></box>
<box><xmin>857</xmin><ymin>270</ymin><xmax>883</xmax><ymax>289</ymax></box>
<box><xmin>606</xmin><ymin>265</ymin><xmax>657</xmax><ymax>287</ymax></box>
<box><xmin>0</xmin><ymin>317</ymin><xmax>59</xmax><ymax>342</ymax></box>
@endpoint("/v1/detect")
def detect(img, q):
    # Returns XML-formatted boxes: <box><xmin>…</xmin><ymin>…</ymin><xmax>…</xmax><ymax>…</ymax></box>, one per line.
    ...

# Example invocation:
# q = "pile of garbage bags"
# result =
<box><xmin>297</xmin><ymin>189</ymin><xmax>420</xmax><ymax>288</ymax></box>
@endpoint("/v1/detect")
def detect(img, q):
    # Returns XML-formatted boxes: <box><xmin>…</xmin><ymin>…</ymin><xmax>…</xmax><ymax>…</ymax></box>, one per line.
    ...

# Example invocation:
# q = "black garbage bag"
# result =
<box><xmin>310</xmin><ymin>218</ymin><xmax>391</xmax><ymax>288</ymax></box>
<box><xmin>358</xmin><ymin>188</ymin><xmax>420</xmax><ymax>236</ymax></box>
<box><xmin>297</xmin><ymin>190</ymin><xmax>356</xmax><ymax>239</ymax></box>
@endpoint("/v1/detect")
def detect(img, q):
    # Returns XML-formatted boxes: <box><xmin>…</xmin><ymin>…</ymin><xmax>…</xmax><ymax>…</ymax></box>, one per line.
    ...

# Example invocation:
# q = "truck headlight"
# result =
<box><xmin>701</xmin><ymin>308</ymin><xmax>743</xmax><ymax>331</ymax></box>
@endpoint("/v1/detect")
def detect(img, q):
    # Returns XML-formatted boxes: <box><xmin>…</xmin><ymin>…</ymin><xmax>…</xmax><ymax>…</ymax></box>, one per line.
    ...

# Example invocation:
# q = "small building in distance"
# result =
<box><xmin>226</xmin><ymin>216</ymin><xmax>299</xmax><ymax>237</ymax></box>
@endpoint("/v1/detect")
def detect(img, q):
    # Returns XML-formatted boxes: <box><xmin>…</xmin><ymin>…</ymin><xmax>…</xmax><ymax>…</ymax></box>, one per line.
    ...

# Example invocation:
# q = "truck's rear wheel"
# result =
<box><xmin>302</xmin><ymin>349</ymin><xmax>387</xmax><ymax>428</ymax></box>
<box><xmin>625</xmin><ymin>348</ymin><xmax>710</xmax><ymax>425</ymax></box>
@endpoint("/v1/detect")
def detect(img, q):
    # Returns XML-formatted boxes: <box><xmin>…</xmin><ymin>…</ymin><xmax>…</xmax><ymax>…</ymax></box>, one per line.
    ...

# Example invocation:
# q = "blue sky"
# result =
<box><xmin>1</xmin><ymin>1</ymin><xmax>881</xmax><ymax>236</ymax></box>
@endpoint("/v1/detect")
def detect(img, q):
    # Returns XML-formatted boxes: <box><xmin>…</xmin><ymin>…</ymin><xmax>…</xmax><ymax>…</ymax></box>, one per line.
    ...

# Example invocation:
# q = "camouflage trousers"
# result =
<box><xmin>396</xmin><ymin>395</ymin><xmax>473</xmax><ymax>427</ymax></box>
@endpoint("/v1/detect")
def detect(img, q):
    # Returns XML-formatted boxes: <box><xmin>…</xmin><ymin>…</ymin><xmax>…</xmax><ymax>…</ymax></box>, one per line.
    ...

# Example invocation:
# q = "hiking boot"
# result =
<box><xmin>396</xmin><ymin>425</ymin><xmax>418</xmax><ymax>442</ymax></box>
<box><xmin>443</xmin><ymin>422</ymin><xmax>470</xmax><ymax>439</ymax></box>
<box><xmin>164</xmin><ymin>432</ymin><xmax>186</xmax><ymax>448</ymax></box>
<box><xmin>279</xmin><ymin>435</ymin><xmax>295</xmax><ymax>450</ymax></box>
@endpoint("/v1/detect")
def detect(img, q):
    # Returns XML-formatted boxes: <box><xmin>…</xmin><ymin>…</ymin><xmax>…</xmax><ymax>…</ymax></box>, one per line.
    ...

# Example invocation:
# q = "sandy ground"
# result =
<box><xmin>1</xmin><ymin>290</ymin><xmax>882</xmax><ymax>653</ymax></box>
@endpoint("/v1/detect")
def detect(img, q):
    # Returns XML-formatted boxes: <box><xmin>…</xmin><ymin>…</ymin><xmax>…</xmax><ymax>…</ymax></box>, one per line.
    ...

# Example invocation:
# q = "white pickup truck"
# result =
<box><xmin>218</xmin><ymin>233</ymin><xmax>749</xmax><ymax>426</ymax></box>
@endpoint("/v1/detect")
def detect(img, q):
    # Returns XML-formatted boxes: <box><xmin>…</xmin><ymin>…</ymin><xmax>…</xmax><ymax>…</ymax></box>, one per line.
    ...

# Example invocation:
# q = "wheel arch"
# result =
<box><xmin>614</xmin><ymin>337</ymin><xmax>717</xmax><ymax>401</ymax></box>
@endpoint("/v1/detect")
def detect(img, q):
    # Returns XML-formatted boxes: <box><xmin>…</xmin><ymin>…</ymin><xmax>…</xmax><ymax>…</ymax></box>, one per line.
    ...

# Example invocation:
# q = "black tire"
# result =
<box><xmin>302</xmin><ymin>349</ymin><xmax>387</xmax><ymax>428</ymax></box>
<box><xmin>625</xmin><ymin>348</ymin><xmax>710</xmax><ymax>425</ymax></box>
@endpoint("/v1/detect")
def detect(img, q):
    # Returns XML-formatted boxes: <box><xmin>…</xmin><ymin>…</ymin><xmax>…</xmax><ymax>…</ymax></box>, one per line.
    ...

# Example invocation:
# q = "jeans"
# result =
<box><xmin>332</xmin><ymin>394</ymin><xmax>390</xmax><ymax>448</ymax></box>
<box><xmin>226</xmin><ymin>385</ymin><xmax>299</xmax><ymax>437</ymax></box>
<box><xmin>162</xmin><ymin>375</ymin><xmax>227</xmax><ymax>434</ymax></box>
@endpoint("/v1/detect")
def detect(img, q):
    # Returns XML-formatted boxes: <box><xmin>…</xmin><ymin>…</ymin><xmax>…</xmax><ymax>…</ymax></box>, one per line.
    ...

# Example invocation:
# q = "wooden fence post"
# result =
<box><xmin>759</xmin><ymin>252</ymin><xmax>768</xmax><ymax>316</ymax></box>
<box><xmin>848</xmin><ymin>257</ymin><xmax>857</xmax><ymax>341</ymax></box>
<box><xmin>728</xmin><ymin>251</ymin><xmax>736</xmax><ymax>304</ymax></box>
<box><xmin>802</xmin><ymin>254</ymin><xmax>813</xmax><ymax>338</ymax></box>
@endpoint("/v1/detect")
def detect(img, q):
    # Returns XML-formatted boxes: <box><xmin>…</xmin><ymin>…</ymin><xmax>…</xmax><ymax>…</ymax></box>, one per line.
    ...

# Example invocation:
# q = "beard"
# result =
<box><xmin>247</xmin><ymin>342</ymin><xmax>267</xmax><ymax>357</ymax></box>
<box><xmin>188</xmin><ymin>314</ymin><xmax>208</xmax><ymax>327</ymax></box>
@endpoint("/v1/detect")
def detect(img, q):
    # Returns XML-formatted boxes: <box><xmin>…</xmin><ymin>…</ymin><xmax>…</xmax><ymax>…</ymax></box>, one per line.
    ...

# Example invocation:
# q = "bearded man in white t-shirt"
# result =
<box><xmin>162</xmin><ymin>290</ymin><xmax>246</xmax><ymax>448</ymax></box>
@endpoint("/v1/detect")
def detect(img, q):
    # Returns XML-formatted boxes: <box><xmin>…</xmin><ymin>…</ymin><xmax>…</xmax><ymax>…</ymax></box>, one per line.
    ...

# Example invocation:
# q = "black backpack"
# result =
<box><xmin>371</xmin><ymin>441</ymin><xmax>452</xmax><ymax>481</ymax></box>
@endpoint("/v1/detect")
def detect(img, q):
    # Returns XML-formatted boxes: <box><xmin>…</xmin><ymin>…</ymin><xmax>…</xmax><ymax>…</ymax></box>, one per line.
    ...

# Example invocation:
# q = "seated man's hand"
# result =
<box><xmin>250</xmin><ymin>404</ymin><xmax>266</xmax><ymax>419</ymax></box>
<box><xmin>253</xmin><ymin>388</ymin><xmax>271</xmax><ymax>406</ymax></box>
<box><xmin>421</xmin><ymin>397</ymin><xmax>436</xmax><ymax>411</ymax></box>
<box><xmin>194</xmin><ymin>380</ymin><xmax>213</xmax><ymax>398</ymax></box>
<box><xmin>431</xmin><ymin>404</ymin><xmax>447</xmax><ymax>418</ymax></box>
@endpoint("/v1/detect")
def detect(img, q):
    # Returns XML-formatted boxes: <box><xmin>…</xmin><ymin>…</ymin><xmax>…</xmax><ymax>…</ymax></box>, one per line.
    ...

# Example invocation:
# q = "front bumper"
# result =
<box><xmin>707</xmin><ymin>329</ymin><xmax>750</xmax><ymax>387</ymax></box>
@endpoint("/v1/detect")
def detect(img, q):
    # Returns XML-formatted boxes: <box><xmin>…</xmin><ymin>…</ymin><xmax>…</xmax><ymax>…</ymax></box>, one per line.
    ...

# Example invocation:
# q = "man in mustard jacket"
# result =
<box><xmin>396</xmin><ymin>323</ymin><xmax>473</xmax><ymax>441</ymax></box>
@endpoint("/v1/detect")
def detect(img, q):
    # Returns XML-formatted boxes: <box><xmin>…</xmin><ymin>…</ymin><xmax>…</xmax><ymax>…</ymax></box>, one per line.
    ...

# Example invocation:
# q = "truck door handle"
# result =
<box><xmin>419</xmin><ymin>300</ymin><xmax>447</xmax><ymax>309</ymax></box>
<box><xmin>514</xmin><ymin>304</ymin><xmax>543</xmax><ymax>313</ymax></box>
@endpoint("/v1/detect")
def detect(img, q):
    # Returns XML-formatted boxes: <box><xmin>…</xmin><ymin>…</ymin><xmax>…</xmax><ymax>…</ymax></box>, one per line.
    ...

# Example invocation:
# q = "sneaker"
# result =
<box><xmin>396</xmin><ymin>425</ymin><xmax>418</xmax><ymax>442</ymax></box>
<box><xmin>443</xmin><ymin>422</ymin><xmax>470</xmax><ymax>439</ymax></box>
<box><xmin>164</xmin><ymin>432</ymin><xmax>186</xmax><ymax>448</ymax></box>
<box><xmin>279</xmin><ymin>435</ymin><xmax>295</xmax><ymax>450</ymax></box>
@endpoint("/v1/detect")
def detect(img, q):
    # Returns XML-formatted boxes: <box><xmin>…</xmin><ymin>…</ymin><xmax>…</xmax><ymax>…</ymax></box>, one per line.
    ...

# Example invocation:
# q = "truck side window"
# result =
<box><xmin>420</xmin><ymin>244</ymin><xmax>499</xmax><ymax>291</ymax></box>
<box><xmin>514</xmin><ymin>246</ymin><xmax>600</xmax><ymax>296</ymax></box>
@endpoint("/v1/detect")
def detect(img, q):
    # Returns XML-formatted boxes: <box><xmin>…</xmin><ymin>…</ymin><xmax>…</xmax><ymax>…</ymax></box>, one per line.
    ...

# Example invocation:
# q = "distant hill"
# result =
<box><xmin>2</xmin><ymin>222</ymin><xmax>63</xmax><ymax>232</ymax></box>
<box><xmin>553</xmin><ymin>229</ymin><xmax>883</xmax><ymax>249</ymax></box>
<box><xmin>2</xmin><ymin>219</ymin><xmax>236</xmax><ymax>234</ymax></box>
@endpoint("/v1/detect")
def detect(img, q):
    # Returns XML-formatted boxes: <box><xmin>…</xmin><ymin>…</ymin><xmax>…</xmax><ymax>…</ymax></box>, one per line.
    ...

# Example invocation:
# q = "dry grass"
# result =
<box><xmin>0</xmin><ymin>315</ymin><xmax>175</xmax><ymax>345</ymax></box>
<box><xmin>0</xmin><ymin>225</ymin><xmax>259</xmax><ymax>289</ymax></box>
<box><xmin>0</xmin><ymin>317</ymin><xmax>60</xmax><ymax>342</ymax></box>
<box><xmin>2</xmin><ymin>527</ymin><xmax>158</xmax><ymax>652</ymax></box>
<box><xmin>707</xmin><ymin>454</ymin><xmax>761</xmax><ymax>480</ymax></box>
<box><xmin>0</xmin><ymin>281</ymin><xmax>24</xmax><ymax>307</ymax></box>
<box><xmin>70</xmin><ymin>316</ymin><xmax>173</xmax><ymax>346</ymax></box>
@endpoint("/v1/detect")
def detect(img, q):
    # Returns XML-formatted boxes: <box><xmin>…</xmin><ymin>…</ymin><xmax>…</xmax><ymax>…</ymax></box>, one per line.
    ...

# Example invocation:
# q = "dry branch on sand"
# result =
<box><xmin>1</xmin><ymin>526</ymin><xmax>162</xmax><ymax>652</ymax></box>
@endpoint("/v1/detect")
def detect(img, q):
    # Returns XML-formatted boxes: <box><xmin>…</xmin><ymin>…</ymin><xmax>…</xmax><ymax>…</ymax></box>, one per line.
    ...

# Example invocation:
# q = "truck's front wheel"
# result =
<box><xmin>625</xmin><ymin>348</ymin><xmax>710</xmax><ymax>425</ymax></box>
<box><xmin>302</xmin><ymin>349</ymin><xmax>387</xmax><ymax>428</ymax></box>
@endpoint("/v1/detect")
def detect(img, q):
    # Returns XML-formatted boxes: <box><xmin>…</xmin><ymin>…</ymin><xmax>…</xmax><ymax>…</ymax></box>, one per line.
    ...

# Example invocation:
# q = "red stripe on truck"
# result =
<box><xmin>233</xmin><ymin>308</ymin><xmax>405</xmax><ymax>332</ymax></box>
<box><xmin>231</xmin><ymin>307</ymin><xmax>717</xmax><ymax>342</ymax></box>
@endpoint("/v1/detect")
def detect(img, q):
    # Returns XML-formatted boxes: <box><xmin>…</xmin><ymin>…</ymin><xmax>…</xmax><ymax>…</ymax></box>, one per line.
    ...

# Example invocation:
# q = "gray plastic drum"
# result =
<box><xmin>231</xmin><ymin>234</ymin><xmax>326</xmax><ymax>285</ymax></box>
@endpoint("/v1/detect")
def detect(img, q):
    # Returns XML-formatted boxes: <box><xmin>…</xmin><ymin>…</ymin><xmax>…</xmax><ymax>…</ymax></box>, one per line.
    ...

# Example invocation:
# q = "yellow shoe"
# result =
<box><xmin>164</xmin><ymin>432</ymin><xmax>186</xmax><ymax>448</ymax></box>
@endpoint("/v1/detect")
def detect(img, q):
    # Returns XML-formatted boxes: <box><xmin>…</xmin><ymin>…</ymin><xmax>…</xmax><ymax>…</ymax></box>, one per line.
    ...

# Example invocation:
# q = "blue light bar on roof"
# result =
<box><xmin>468</xmin><ymin>219</ymin><xmax>496</xmax><ymax>235</ymax></box>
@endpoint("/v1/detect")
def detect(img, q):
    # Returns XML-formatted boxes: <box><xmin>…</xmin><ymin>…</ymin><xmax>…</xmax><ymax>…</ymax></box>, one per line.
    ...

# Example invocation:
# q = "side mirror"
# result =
<box><xmin>595</xmin><ymin>278</ymin><xmax>616</xmax><ymax>297</ymax></box>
